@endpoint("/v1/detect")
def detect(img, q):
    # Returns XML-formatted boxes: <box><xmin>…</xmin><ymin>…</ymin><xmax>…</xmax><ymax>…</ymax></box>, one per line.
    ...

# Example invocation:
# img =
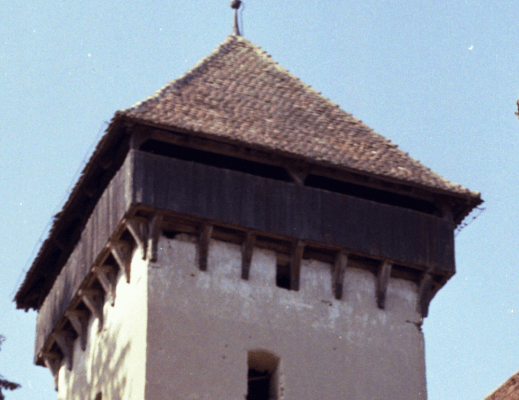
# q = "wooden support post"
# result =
<box><xmin>377</xmin><ymin>260</ymin><xmax>392</xmax><ymax>309</ymax></box>
<box><xmin>110</xmin><ymin>241</ymin><xmax>132</xmax><ymax>283</ymax></box>
<box><xmin>241</xmin><ymin>231</ymin><xmax>255</xmax><ymax>280</ymax></box>
<box><xmin>65</xmin><ymin>310</ymin><xmax>89</xmax><ymax>351</ymax></box>
<box><xmin>125</xmin><ymin>219</ymin><xmax>148</xmax><ymax>260</ymax></box>
<box><xmin>43</xmin><ymin>354</ymin><xmax>61</xmax><ymax>390</ymax></box>
<box><xmin>290</xmin><ymin>240</ymin><xmax>305</xmax><ymax>291</ymax></box>
<box><xmin>147</xmin><ymin>213</ymin><xmax>162</xmax><ymax>262</ymax></box>
<box><xmin>418</xmin><ymin>272</ymin><xmax>434</xmax><ymax>318</ymax></box>
<box><xmin>198</xmin><ymin>223</ymin><xmax>213</xmax><ymax>271</ymax></box>
<box><xmin>53</xmin><ymin>332</ymin><xmax>74</xmax><ymax>371</ymax></box>
<box><xmin>94</xmin><ymin>265</ymin><xmax>117</xmax><ymax>306</ymax></box>
<box><xmin>333</xmin><ymin>252</ymin><xmax>348</xmax><ymax>300</ymax></box>
<box><xmin>79</xmin><ymin>289</ymin><xmax>104</xmax><ymax>332</ymax></box>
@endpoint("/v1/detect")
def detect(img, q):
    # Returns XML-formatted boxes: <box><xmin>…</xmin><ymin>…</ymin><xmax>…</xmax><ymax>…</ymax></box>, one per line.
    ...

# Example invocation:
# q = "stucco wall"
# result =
<box><xmin>56</xmin><ymin>248</ymin><xmax>148</xmax><ymax>400</ymax></box>
<box><xmin>146</xmin><ymin>235</ymin><xmax>427</xmax><ymax>400</ymax></box>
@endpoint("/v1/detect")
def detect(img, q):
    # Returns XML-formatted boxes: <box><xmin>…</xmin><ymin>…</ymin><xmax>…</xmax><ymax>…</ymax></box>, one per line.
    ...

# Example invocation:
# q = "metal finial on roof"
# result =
<box><xmin>231</xmin><ymin>0</ymin><xmax>242</xmax><ymax>36</ymax></box>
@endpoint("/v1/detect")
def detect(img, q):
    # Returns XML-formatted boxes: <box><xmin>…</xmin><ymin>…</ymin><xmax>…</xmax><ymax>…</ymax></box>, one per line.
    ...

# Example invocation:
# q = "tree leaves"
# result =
<box><xmin>0</xmin><ymin>335</ymin><xmax>21</xmax><ymax>400</ymax></box>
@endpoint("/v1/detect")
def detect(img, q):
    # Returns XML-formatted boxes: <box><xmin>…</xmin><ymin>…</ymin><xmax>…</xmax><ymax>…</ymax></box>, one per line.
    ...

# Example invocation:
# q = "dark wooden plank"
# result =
<box><xmin>153</xmin><ymin>154</ymin><xmax>168</xmax><ymax>210</ymax></box>
<box><xmin>132</xmin><ymin>151</ymin><xmax>145</xmax><ymax>206</ymax></box>
<box><xmin>252</xmin><ymin>178</ymin><xmax>267</xmax><ymax>232</ymax></box>
<box><xmin>239</xmin><ymin>172</ymin><xmax>255</xmax><ymax>228</ymax></box>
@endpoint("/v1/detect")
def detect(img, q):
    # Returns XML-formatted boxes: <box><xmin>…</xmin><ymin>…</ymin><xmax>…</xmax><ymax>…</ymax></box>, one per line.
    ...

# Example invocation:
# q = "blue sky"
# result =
<box><xmin>1</xmin><ymin>1</ymin><xmax>518</xmax><ymax>399</ymax></box>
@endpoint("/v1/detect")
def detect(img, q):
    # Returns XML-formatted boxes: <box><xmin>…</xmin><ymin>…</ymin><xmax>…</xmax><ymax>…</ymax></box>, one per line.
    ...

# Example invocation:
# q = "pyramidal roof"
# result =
<box><xmin>120</xmin><ymin>34</ymin><xmax>479</xmax><ymax>200</ymax></box>
<box><xmin>15</xmin><ymin>34</ymin><xmax>482</xmax><ymax>311</ymax></box>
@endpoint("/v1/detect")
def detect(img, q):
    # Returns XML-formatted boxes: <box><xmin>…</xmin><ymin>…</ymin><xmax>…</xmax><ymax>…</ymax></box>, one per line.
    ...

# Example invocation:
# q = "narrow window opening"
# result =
<box><xmin>248</xmin><ymin>369</ymin><xmax>271</xmax><ymax>400</ymax></box>
<box><xmin>94</xmin><ymin>393</ymin><xmax>102</xmax><ymax>400</ymax></box>
<box><xmin>247</xmin><ymin>351</ymin><xmax>280</xmax><ymax>400</ymax></box>
<box><xmin>276</xmin><ymin>256</ymin><xmax>291</xmax><ymax>290</ymax></box>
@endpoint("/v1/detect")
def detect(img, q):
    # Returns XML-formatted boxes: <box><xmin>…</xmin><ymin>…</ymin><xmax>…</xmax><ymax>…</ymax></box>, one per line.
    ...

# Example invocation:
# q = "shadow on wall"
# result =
<box><xmin>63</xmin><ymin>322</ymin><xmax>132</xmax><ymax>400</ymax></box>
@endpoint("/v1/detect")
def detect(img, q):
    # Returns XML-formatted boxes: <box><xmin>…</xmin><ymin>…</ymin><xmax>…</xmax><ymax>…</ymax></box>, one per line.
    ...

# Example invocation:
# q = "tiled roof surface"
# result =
<box><xmin>123</xmin><ymin>34</ymin><xmax>479</xmax><ymax>199</ymax></box>
<box><xmin>484</xmin><ymin>371</ymin><xmax>519</xmax><ymax>400</ymax></box>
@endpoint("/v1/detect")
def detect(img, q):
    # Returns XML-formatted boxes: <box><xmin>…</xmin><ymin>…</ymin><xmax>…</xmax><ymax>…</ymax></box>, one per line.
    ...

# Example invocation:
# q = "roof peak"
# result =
<box><xmin>121</xmin><ymin>35</ymin><xmax>480</xmax><ymax>212</ymax></box>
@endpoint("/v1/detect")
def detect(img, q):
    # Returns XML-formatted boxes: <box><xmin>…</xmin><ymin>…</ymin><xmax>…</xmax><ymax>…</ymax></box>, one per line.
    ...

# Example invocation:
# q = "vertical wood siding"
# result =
<box><xmin>132</xmin><ymin>150</ymin><xmax>455</xmax><ymax>272</ymax></box>
<box><xmin>34</xmin><ymin>159</ymin><xmax>131</xmax><ymax>360</ymax></box>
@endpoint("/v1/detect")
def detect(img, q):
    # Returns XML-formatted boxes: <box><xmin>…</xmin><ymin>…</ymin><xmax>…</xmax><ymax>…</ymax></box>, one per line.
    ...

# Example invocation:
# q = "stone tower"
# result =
<box><xmin>15</xmin><ymin>35</ymin><xmax>481</xmax><ymax>400</ymax></box>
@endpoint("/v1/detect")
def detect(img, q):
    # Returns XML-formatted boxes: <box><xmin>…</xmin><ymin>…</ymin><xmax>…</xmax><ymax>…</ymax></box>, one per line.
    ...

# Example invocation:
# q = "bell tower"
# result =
<box><xmin>15</xmin><ymin>33</ymin><xmax>481</xmax><ymax>400</ymax></box>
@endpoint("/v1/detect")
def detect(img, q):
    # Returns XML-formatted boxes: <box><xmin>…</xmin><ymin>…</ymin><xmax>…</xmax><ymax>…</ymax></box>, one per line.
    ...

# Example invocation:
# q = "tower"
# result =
<box><xmin>15</xmin><ymin>34</ymin><xmax>481</xmax><ymax>399</ymax></box>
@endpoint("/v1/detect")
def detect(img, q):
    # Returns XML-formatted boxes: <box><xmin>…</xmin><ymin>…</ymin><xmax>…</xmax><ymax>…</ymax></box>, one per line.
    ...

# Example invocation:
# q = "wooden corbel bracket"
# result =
<box><xmin>241</xmin><ymin>231</ymin><xmax>255</xmax><ymax>280</ymax></box>
<box><xmin>290</xmin><ymin>240</ymin><xmax>305</xmax><ymax>291</ymax></box>
<box><xmin>42</xmin><ymin>353</ymin><xmax>61</xmax><ymax>390</ymax></box>
<box><xmin>94</xmin><ymin>265</ymin><xmax>117</xmax><ymax>306</ymax></box>
<box><xmin>198</xmin><ymin>223</ymin><xmax>213</xmax><ymax>271</ymax></box>
<box><xmin>377</xmin><ymin>260</ymin><xmax>393</xmax><ymax>309</ymax></box>
<box><xmin>52</xmin><ymin>332</ymin><xmax>74</xmax><ymax>371</ymax></box>
<box><xmin>65</xmin><ymin>309</ymin><xmax>89</xmax><ymax>351</ymax></box>
<box><xmin>109</xmin><ymin>241</ymin><xmax>132</xmax><ymax>283</ymax></box>
<box><xmin>418</xmin><ymin>271</ymin><xmax>434</xmax><ymax>318</ymax></box>
<box><xmin>125</xmin><ymin>218</ymin><xmax>148</xmax><ymax>260</ymax></box>
<box><xmin>147</xmin><ymin>213</ymin><xmax>162</xmax><ymax>262</ymax></box>
<box><xmin>79</xmin><ymin>289</ymin><xmax>104</xmax><ymax>332</ymax></box>
<box><xmin>333</xmin><ymin>252</ymin><xmax>348</xmax><ymax>300</ymax></box>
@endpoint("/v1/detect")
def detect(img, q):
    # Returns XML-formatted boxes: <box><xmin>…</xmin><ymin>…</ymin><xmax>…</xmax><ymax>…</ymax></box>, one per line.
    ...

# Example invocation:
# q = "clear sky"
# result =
<box><xmin>1</xmin><ymin>1</ymin><xmax>518</xmax><ymax>399</ymax></box>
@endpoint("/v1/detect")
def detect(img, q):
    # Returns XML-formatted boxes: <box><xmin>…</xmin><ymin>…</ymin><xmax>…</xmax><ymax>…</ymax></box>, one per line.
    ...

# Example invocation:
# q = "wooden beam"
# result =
<box><xmin>94</xmin><ymin>265</ymin><xmax>117</xmax><ymax>306</ymax></box>
<box><xmin>290</xmin><ymin>240</ymin><xmax>305</xmax><ymax>291</ymax></box>
<box><xmin>129</xmin><ymin>130</ymin><xmax>151</xmax><ymax>150</ymax></box>
<box><xmin>241</xmin><ymin>231</ymin><xmax>255</xmax><ymax>280</ymax></box>
<box><xmin>286</xmin><ymin>168</ymin><xmax>308</xmax><ymax>186</ymax></box>
<box><xmin>377</xmin><ymin>260</ymin><xmax>392</xmax><ymax>309</ymax></box>
<box><xmin>418</xmin><ymin>272</ymin><xmax>434</xmax><ymax>318</ymax></box>
<box><xmin>147</xmin><ymin>213</ymin><xmax>162</xmax><ymax>262</ymax></box>
<box><xmin>41</xmin><ymin>350</ymin><xmax>61</xmax><ymax>359</ymax></box>
<box><xmin>333</xmin><ymin>252</ymin><xmax>348</xmax><ymax>300</ymax></box>
<box><xmin>65</xmin><ymin>310</ymin><xmax>89</xmax><ymax>351</ymax></box>
<box><xmin>94</xmin><ymin>264</ymin><xmax>114</xmax><ymax>274</ymax></box>
<box><xmin>110</xmin><ymin>241</ymin><xmax>132</xmax><ymax>283</ymax></box>
<box><xmin>198</xmin><ymin>223</ymin><xmax>213</xmax><ymax>271</ymax></box>
<box><xmin>43</xmin><ymin>354</ymin><xmax>61</xmax><ymax>390</ymax></box>
<box><xmin>125</xmin><ymin>218</ymin><xmax>148</xmax><ymax>259</ymax></box>
<box><xmin>53</xmin><ymin>332</ymin><xmax>73</xmax><ymax>371</ymax></box>
<box><xmin>79</xmin><ymin>290</ymin><xmax>104</xmax><ymax>332</ymax></box>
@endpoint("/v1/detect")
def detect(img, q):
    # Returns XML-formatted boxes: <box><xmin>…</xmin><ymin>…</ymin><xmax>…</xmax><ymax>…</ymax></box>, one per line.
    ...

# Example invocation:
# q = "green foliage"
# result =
<box><xmin>0</xmin><ymin>335</ymin><xmax>21</xmax><ymax>400</ymax></box>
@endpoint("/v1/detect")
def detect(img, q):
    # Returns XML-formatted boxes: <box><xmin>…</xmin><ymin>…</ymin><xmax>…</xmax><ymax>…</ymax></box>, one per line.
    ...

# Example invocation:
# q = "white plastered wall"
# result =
<box><xmin>145</xmin><ymin>235</ymin><xmax>427</xmax><ymax>400</ymax></box>
<box><xmin>57</xmin><ymin>247</ymin><xmax>148</xmax><ymax>400</ymax></box>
